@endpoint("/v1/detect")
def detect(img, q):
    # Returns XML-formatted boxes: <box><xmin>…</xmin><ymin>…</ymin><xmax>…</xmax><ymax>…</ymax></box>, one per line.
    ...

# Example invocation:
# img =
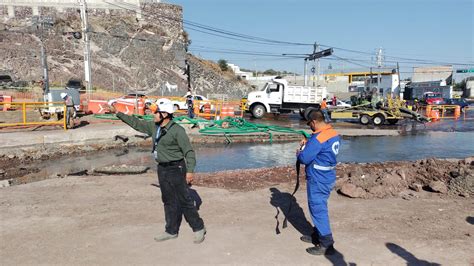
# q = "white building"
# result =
<box><xmin>227</xmin><ymin>63</ymin><xmax>253</xmax><ymax>80</ymax></box>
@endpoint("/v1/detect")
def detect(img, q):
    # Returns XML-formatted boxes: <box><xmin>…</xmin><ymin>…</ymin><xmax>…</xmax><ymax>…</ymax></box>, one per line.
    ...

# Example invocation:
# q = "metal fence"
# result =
<box><xmin>0</xmin><ymin>102</ymin><xmax>67</xmax><ymax>130</ymax></box>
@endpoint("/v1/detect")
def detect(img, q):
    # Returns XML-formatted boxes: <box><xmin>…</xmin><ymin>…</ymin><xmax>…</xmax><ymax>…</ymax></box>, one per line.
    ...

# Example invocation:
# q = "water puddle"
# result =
<box><xmin>22</xmin><ymin>131</ymin><xmax>474</xmax><ymax>177</ymax></box>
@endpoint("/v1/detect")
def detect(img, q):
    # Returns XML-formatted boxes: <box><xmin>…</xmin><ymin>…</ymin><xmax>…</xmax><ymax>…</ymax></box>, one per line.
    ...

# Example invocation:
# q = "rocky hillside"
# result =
<box><xmin>0</xmin><ymin>3</ymin><xmax>250</xmax><ymax>98</ymax></box>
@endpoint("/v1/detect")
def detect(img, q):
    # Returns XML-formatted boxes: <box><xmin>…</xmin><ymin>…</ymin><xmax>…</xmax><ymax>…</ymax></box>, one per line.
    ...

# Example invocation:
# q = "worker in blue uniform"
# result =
<box><xmin>297</xmin><ymin>109</ymin><xmax>341</xmax><ymax>255</ymax></box>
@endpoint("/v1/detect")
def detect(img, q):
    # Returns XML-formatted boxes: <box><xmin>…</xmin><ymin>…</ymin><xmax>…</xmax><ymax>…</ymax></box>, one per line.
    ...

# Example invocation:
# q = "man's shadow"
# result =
<box><xmin>386</xmin><ymin>243</ymin><xmax>441</xmax><ymax>266</ymax></box>
<box><xmin>270</xmin><ymin>187</ymin><xmax>355</xmax><ymax>266</ymax></box>
<box><xmin>269</xmin><ymin>187</ymin><xmax>313</xmax><ymax>236</ymax></box>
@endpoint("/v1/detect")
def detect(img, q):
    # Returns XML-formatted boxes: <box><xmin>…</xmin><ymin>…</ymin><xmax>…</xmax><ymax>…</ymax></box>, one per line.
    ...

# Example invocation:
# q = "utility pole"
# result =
<box><xmin>397</xmin><ymin>62</ymin><xmax>401</xmax><ymax>98</ymax></box>
<box><xmin>304</xmin><ymin>59</ymin><xmax>308</xmax><ymax>86</ymax></box>
<box><xmin>376</xmin><ymin>47</ymin><xmax>384</xmax><ymax>94</ymax></box>
<box><xmin>33</xmin><ymin>16</ymin><xmax>53</xmax><ymax>99</ymax></box>
<box><xmin>40</xmin><ymin>36</ymin><xmax>49</xmax><ymax>96</ymax></box>
<box><xmin>299</xmin><ymin>44</ymin><xmax>332</xmax><ymax>87</ymax></box>
<box><xmin>79</xmin><ymin>0</ymin><xmax>92</xmax><ymax>98</ymax></box>
<box><xmin>369</xmin><ymin>67</ymin><xmax>373</xmax><ymax>93</ymax></box>
<box><xmin>184</xmin><ymin>59</ymin><xmax>191</xmax><ymax>91</ymax></box>
<box><xmin>315</xmin><ymin>42</ymin><xmax>320</xmax><ymax>87</ymax></box>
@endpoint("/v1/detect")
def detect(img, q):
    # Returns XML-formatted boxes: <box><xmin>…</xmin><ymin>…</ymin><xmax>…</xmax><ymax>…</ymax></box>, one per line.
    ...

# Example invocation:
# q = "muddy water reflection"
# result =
<box><xmin>30</xmin><ymin>131</ymin><xmax>472</xmax><ymax>176</ymax></box>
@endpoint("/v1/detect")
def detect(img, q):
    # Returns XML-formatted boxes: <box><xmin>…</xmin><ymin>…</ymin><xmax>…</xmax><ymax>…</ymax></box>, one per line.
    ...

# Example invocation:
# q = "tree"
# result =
<box><xmin>217</xmin><ymin>59</ymin><xmax>228</xmax><ymax>71</ymax></box>
<box><xmin>263</xmin><ymin>69</ymin><xmax>278</xmax><ymax>75</ymax></box>
<box><xmin>454</xmin><ymin>79</ymin><xmax>466</xmax><ymax>91</ymax></box>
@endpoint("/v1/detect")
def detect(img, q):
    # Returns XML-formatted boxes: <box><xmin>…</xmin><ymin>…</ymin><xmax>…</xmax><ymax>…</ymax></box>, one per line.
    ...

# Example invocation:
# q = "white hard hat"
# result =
<box><xmin>156</xmin><ymin>98</ymin><xmax>174</xmax><ymax>114</ymax></box>
<box><xmin>186</xmin><ymin>91</ymin><xmax>192</xmax><ymax>96</ymax></box>
<box><xmin>60</xmin><ymin>92</ymin><xmax>68</xmax><ymax>99</ymax></box>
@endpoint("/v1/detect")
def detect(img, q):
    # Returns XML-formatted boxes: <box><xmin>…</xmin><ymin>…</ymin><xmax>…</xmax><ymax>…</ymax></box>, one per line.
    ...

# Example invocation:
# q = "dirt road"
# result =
<box><xmin>1</xmin><ymin>173</ymin><xmax>473</xmax><ymax>265</ymax></box>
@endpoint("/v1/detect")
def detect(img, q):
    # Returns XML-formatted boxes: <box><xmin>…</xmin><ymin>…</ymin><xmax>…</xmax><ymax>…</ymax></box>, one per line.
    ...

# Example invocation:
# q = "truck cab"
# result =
<box><xmin>246</xmin><ymin>77</ymin><xmax>327</xmax><ymax>119</ymax></box>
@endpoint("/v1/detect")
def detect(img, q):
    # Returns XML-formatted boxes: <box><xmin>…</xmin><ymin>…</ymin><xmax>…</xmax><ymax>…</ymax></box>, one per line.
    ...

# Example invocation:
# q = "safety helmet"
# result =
<box><xmin>60</xmin><ymin>92</ymin><xmax>68</xmax><ymax>99</ymax></box>
<box><xmin>156</xmin><ymin>98</ymin><xmax>174</xmax><ymax>114</ymax></box>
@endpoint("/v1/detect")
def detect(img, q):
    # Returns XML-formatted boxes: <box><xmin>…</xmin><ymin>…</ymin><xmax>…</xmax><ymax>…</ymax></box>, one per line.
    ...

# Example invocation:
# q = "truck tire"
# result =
<box><xmin>359</xmin><ymin>114</ymin><xmax>371</xmax><ymax>125</ymax></box>
<box><xmin>251</xmin><ymin>104</ymin><xmax>266</xmax><ymax>119</ymax></box>
<box><xmin>303</xmin><ymin>107</ymin><xmax>318</xmax><ymax>121</ymax></box>
<box><xmin>373</xmin><ymin>114</ymin><xmax>385</xmax><ymax>126</ymax></box>
<box><xmin>299</xmin><ymin>108</ymin><xmax>305</xmax><ymax>118</ymax></box>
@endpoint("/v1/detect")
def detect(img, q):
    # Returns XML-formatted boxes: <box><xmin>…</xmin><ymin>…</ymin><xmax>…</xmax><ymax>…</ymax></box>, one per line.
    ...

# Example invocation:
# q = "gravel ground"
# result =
<box><xmin>1</xmin><ymin>174</ymin><xmax>473</xmax><ymax>265</ymax></box>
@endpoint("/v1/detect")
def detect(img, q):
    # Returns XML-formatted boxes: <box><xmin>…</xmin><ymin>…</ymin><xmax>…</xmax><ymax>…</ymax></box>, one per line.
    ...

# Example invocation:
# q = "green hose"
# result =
<box><xmin>94</xmin><ymin>114</ymin><xmax>310</xmax><ymax>140</ymax></box>
<box><xmin>194</xmin><ymin>116</ymin><xmax>309</xmax><ymax>142</ymax></box>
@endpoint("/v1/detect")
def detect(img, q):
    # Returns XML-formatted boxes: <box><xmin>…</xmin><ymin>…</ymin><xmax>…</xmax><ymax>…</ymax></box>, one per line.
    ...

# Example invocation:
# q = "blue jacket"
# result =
<box><xmin>297</xmin><ymin>125</ymin><xmax>341</xmax><ymax>184</ymax></box>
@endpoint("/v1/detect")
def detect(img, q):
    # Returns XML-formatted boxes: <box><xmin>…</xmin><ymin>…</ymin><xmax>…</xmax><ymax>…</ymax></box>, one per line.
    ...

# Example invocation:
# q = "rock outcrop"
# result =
<box><xmin>0</xmin><ymin>3</ymin><xmax>250</xmax><ymax>98</ymax></box>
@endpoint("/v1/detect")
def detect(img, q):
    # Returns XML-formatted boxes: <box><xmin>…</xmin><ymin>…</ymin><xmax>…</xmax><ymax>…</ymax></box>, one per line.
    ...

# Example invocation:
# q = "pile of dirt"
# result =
<box><xmin>195</xmin><ymin>157</ymin><xmax>474</xmax><ymax>199</ymax></box>
<box><xmin>335</xmin><ymin>157</ymin><xmax>474</xmax><ymax>198</ymax></box>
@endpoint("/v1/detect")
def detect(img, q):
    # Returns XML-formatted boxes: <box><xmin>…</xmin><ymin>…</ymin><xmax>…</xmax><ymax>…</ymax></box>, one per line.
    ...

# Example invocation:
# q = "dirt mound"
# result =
<box><xmin>336</xmin><ymin>157</ymin><xmax>474</xmax><ymax>199</ymax></box>
<box><xmin>195</xmin><ymin>157</ymin><xmax>474</xmax><ymax>199</ymax></box>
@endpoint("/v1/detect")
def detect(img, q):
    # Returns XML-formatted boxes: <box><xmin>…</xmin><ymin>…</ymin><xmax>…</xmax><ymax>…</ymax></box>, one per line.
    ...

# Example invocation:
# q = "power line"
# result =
<box><xmin>105</xmin><ymin>1</ymin><xmax>313</xmax><ymax>47</ymax></box>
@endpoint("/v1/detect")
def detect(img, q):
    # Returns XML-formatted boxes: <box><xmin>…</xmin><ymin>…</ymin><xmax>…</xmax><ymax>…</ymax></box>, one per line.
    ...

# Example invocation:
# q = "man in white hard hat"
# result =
<box><xmin>61</xmin><ymin>92</ymin><xmax>76</xmax><ymax>129</ymax></box>
<box><xmin>185</xmin><ymin>90</ymin><xmax>194</xmax><ymax>118</ymax></box>
<box><xmin>116</xmin><ymin>98</ymin><xmax>206</xmax><ymax>244</ymax></box>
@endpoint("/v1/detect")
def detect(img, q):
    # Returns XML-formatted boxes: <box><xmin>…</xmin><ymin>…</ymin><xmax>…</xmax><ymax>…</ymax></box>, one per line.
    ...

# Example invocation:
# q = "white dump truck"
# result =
<box><xmin>245</xmin><ymin>77</ymin><xmax>327</xmax><ymax>119</ymax></box>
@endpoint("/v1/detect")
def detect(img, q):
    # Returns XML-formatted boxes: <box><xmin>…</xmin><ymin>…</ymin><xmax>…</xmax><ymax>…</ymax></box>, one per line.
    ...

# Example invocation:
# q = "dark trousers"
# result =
<box><xmin>157</xmin><ymin>160</ymin><xmax>204</xmax><ymax>235</ymax></box>
<box><xmin>187</xmin><ymin>105</ymin><xmax>194</xmax><ymax>118</ymax></box>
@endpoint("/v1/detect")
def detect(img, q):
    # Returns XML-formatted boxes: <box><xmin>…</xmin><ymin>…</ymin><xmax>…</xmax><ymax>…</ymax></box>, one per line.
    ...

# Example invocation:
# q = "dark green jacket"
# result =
<box><xmin>116</xmin><ymin>112</ymin><xmax>196</xmax><ymax>173</ymax></box>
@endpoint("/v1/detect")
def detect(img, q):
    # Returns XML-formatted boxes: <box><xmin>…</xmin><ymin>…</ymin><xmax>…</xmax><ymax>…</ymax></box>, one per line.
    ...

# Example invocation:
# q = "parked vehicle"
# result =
<box><xmin>108</xmin><ymin>93</ymin><xmax>147</xmax><ymax>107</ymax></box>
<box><xmin>444</xmin><ymin>98</ymin><xmax>470</xmax><ymax>111</ymax></box>
<box><xmin>171</xmin><ymin>94</ymin><xmax>214</xmax><ymax>111</ymax></box>
<box><xmin>245</xmin><ymin>77</ymin><xmax>327</xmax><ymax>119</ymax></box>
<box><xmin>422</xmin><ymin>92</ymin><xmax>444</xmax><ymax>105</ymax></box>
<box><xmin>327</xmin><ymin>99</ymin><xmax>351</xmax><ymax>109</ymax></box>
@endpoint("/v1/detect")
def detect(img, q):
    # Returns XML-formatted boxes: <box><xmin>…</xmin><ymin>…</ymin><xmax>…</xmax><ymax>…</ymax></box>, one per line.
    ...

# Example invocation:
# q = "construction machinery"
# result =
<box><xmin>330</xmin><ymin>96</ymin><xmax>429</xmax><ymax>125</ymax></box>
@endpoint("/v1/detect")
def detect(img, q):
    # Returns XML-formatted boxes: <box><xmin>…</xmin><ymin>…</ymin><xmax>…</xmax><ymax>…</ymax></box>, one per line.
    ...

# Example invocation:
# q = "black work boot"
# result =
<box><xmin>300</xmin><ymin>233</ymin><xmax>320</xmax><ymax>245</ymax></box>
<box><xmin>306</xmin><ymin>245</ymin><xmax>335</xmax><ymax>256</ymax></box>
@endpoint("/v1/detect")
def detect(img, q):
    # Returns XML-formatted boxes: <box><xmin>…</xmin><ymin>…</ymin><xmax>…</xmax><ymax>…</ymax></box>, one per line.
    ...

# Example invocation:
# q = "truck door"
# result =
<box><xmin>266</xmin><ymin>83</ymin><xmax>282</xmax><ymax>105</ymax></box>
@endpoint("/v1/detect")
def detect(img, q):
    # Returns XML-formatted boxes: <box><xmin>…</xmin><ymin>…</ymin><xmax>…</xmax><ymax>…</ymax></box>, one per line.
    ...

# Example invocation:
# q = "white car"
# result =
<box><xmin>327</xmin><ymin>100</ymin><xmax>351</xmax><ymax>109</ymax></box>
<box><xmin>108</xmin><ymin>93</ymin><xmax>147</xmax><ymax>107</ymax></box>
<box><xmin>171</xmin><ymin>95</ymin><xmax>214</xmax><ymax>111</ymax></box>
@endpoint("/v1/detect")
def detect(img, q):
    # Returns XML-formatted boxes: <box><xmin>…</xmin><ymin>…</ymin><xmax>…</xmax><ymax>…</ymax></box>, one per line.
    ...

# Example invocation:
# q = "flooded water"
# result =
<box><xmin>30</xmin><ymin>131</ymin><xmax>474</xmax><ymax>176</ymax></box>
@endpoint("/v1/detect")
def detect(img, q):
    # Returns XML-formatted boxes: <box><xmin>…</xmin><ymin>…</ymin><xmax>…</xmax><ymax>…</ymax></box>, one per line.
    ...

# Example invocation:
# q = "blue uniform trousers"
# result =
<box><xmin>307</xmin><ymin>176</ymin><xmax>335</xmax><ymax>247</ymax></box>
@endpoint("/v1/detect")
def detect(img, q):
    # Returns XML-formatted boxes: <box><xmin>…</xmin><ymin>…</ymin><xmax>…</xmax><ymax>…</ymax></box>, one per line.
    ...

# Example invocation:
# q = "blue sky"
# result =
<box><xmin>167</xmin><ymin>0</ymin><xmax>473</xmax><ymax>78</ymax></box>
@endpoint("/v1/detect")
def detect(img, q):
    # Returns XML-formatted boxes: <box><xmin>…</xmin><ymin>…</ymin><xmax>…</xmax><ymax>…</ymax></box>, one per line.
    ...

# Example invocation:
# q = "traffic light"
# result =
<box><xmin>307</xmin><ymin>48</ymin><xmax>333</xmax><ymax>60</ymax></box>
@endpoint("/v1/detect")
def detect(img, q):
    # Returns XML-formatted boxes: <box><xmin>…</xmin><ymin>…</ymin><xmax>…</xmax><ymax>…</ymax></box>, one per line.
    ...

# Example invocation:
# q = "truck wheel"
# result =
<box><xmin>373</xmin><ymin>114</ymin><xmax>385</xmax><ymax>126</ymax></box>
<box><xmin>359</xmin><ymin>114</ymin><xmax>371</xmax><ymax>125</ymax></box>
<box><xmin>299</xmin><ymin>108</ymin><xmax>305</xmax><ymax>118</ymax></box>
<box><xmin>388</xmin><ymin>119</ymin><xmax>399</xmax><ymax>125</ymax></box>
<box><xmin>303</xmin><ymin>107</ymin><xmax>318</xmax><ymax>121</ymax></box>
<box><xmin>251</xmin><ymin>104</ymin><xmax>266</xmax><ymax>119</ymax></box>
